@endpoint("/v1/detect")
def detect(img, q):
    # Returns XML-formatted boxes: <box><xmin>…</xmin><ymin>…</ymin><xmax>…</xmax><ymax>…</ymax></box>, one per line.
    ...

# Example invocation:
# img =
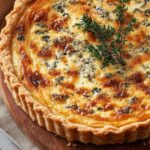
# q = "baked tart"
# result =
<box><xmin>0</xmin><ymin>0</ymin><xmax>150</xmax><ymax>145</ymax></box>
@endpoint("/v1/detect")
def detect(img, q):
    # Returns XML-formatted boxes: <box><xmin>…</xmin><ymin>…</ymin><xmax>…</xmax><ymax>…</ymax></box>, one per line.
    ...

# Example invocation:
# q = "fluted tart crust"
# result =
<box><xmin>0</xmin><ymin>0</ymin><xmax>150</xmax><ymax>145</ymax></box>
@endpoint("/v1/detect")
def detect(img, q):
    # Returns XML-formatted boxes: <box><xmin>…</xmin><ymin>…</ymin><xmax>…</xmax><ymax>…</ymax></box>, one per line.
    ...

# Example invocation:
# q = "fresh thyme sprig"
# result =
<box><xmin>77</xmin><ymin>15</ymin><xmax>115</xmax><ymax>42</ymax></box>
<box><xmin>87</xmin><ymin>30</ymin><xmax>127</xmax><ymax>67</ymax></box>
<box><xmin>115</xmin><ymin>5</ymin><xmax>128</xmax><ymax>23</ymax></box>
<box><xmin>87</xmin><ymin>42</ymin><xmax>126</xmax><ymax>67</ymax></box>
<box><xmin>115</xmin><ymin>0</ymin><xmax>132</xmax><ymax>24</ymax></box>
<box><xmin>77</xmin><ymin>0</ymin><xmax>136</xmax><ymax>68</ymax></box>
<box><xmin>120</xmin><ymin>0</ymin><xmax>130</xmax><ymax>3</ymax></box>
<box><xmin>124</xmin><ymin>18</ymin><xmax>137</xmax><ymax>35</ymax></box>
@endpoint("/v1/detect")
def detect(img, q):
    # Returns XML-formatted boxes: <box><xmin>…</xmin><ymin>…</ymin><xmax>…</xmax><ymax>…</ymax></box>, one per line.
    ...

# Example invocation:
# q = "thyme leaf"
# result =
<box><xmin>120</xmin><ymin>0</ymin><xmax>130</xmax><ymax>3</ymax></box>
<box><xmin>77</xmin><ymin>15</ymin><xmax>115</xmax><ymax>42</ymax></box>
<box><xmin>87</xmin><ymin>41</ymin><xmax>126</xmax><ymax>68</ymax></box>
<box><xmin>115</xmin><ymin>5</ymin><xmax>128</xmax><ymax>23</ymax></box>
<box><xmin>115</xmin><ymin>0</ymin><xmax>131</xmax><ymax>23</ymax></box>
<box><xmin>124</xmin><ymin>18</ymin><xmax>137</xmax><ymax>35</ymax></box>
<box><xmin>78</xmin><ymin>0</ymin><xmax>136</xmax><ymax>68</ymax></box>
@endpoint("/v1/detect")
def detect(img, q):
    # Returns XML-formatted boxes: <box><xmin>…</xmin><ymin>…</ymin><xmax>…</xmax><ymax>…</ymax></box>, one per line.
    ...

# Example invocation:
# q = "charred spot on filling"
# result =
<box><xmin>103</xmin><ymin>77</ymin><xmax>130</xmax><ymax>99</ymax></box>
<box><xmin>52</xmin><ymin>93</ymin><xmax>69</xmax><ymax>101</ymax></box>
<box><xmin>114</xmin><ymin>87</ymin><xmax>129</xmax><ymax>99</ymax></box>
<box><xmin>95</xmin><ymin>94</ymin><xmax>109</xmax><ymax>102</ymax></box>
<box><xmin>87</xmin><ymin>32</ymin><xmax>97</xmax><ymax>43</ymax></box>
<box><xmin>19</xmin><ymin>46</ymin><xmax>32</xmax><ymax>65</ymax></box>
<box><xmin>71</xmin><ymin>0</ymin><xmax>87</xmax><ymax>5</ymax></box>
<box><xmin>76</xmin><ymin>88</ymin><xmax>90</xmax><ymax>95</ymax></box>
<box><xmin>67</xmin><ymin>70</ymin><xmax>79</xmax><ymax>77</ymax></box>
<box><xmin>61</xmin><ymin>83</ymin><xmax>75</xmax><ymax>90</ymax></box>
<box><xmin>123</xmin><ymin>52</ymin><xmax>131</xmax><ymax>59</ymax></box>
<box><xmin>129</xmin><ymin>53</ymin><xmax>150</xmax><ymax>68</ymax></box>
<box><xmin>30</xmin><ymin>42</ymin><xmax>38</xmax><ymax>51</ymax></box>
<box><xmin>106</xmin><ymin>0</ymin><xmax>118</xmax><ymax>4</ymax></box>
<box><xmin>126</xmin><ymin>30</ymin><xmax>147</xmax><ymax>47</ymax></box>
<box><xmin>103</xmin><ymin>78</ymin><xmax>122</xmax><ymax>88</ymax></box>
<box><xmin>102</xmin><ymin>75</ymin><xmax>130</xmax><ymax>99</ymax></box>
<box><xmin>31</xmin><ymin>9</ymin><xmax>48</xmax><ymax>23</ymax></box>
<box><xmin>138</xmin><ymin>83</ymin><xmax>150</xmax><ymax>95</ymax></box>
<box><xmin>49</xmin><ymin>70</ymin><xmax>60</xmax><ymax>76</ymax></box>
<box><xmin>65</xmin><ymin>104</ymin><xmax>79</xmax><ymax>110</ymax></box>
<box><xmin>104</xmin><ymin>103</ymin><xmax>114</xmax><ymax>111</ymax></box>
<box><xmin>128</xmin><ymin>72</ymin><xmax>145</xmax><ymax>83</ymax></box>
<box><xmin>37</xmin><ymin>50</ymin><xmax>53</xmax><ymax>58</ymax></box>
<box><xmin>64</xmin><ymin>45</ymin><xmax>75</xmax><ymax>53</ymax></box>
<box><xmin>28</xmin><ymin>71</ymin><xmax>47</xmax><ymax>88</ymax></box>
<box><xmin>21</xmin><ymin>51</ymin><xmax>32</xmax><ymax>66</ymax></box>
<box><xmin>86</xmin><ymin>100</ymin><xmax>97</xmax><ymax>108</ymax></box>
<box><xmin>16</xmin><ymin>24</ymin><xmax>26</xmax><ymax>35</ymax></box>
<box><xmin>21</xmin><ymin>52</ymin><xmax>32</xmax><ymax>80</ymax></box>
<box><xmin>49</xmin><ymin>17</ymin><xmax>68</xmax><ymax>31</ymax></box>
<box><xmin>54</xmin><ymin>36</ymin><xmax>73</xmax><ymax>50</ymax></box>
<box><xmin>124</xmin><ymin>13</ymin><xmax>134</xmax><ymax>25</ymax></box>
<box><xmin>134</xmin><ymin>31</ymin><xmax>147</xmax><ymax>45</ymax></box>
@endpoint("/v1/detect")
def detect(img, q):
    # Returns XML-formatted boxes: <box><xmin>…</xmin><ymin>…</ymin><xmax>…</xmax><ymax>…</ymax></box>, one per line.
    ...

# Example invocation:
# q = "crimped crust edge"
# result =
<box><xmin>0</xmin><ymin>0</ymin><xmax>150</xmax><ymax>145</ymax></box>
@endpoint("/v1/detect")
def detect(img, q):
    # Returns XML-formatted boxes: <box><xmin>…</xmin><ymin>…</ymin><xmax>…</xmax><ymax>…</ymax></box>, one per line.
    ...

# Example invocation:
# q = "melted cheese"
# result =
<box><xmin>12</xmin><ymin>0</ymin><xmax>150</xmax><ymax>128</ymax></box>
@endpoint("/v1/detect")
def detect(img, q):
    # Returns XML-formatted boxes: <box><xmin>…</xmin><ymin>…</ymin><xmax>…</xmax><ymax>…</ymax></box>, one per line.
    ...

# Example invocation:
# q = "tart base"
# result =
<box><xmin>0</xmin><ymin>0</ymin><xmax>150</xmax><ymax>146</ymax></box>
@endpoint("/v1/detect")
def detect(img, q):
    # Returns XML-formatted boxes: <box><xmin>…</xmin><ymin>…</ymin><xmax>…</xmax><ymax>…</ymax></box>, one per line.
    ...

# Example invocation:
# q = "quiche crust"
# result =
<box><xmin>0</xmin><ymin>0</ymin><xmax>150</xmax><ymax>145</ymax></box>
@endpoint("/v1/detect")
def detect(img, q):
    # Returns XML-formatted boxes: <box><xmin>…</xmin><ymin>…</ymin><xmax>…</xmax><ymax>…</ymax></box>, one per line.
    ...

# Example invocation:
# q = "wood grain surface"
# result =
<box><xmin>0</xmin><ymin>0</ymin><xmax>15</xmax><ymax>28</ymax></box>
<box><xmin>0</xmin><ymin>1</ymin><xmax>150</xmax><ymax>150</ymax></box>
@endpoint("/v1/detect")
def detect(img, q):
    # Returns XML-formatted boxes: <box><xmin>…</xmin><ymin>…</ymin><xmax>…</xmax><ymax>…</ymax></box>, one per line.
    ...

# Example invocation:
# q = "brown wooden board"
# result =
<box><xmin>0</xmin><ymin>1</ymin><xmax>150</xmax><ymax>150</ymax></box>
<box><xmin>0</xmin><ymin>0</ymin><xmax>15</xmax><ymax>27</ymax></box>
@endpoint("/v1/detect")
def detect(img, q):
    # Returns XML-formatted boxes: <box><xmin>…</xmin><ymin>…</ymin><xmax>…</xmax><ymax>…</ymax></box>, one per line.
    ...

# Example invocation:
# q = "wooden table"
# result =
<box><xmin>0</xmin><ymin>1</ymin><xmax>150</xmax><ymax>150</ymax></box>
<box><xmin>0</xmin><ymin>0</ymin><xmax>15</xmax><ymax>27</ymax></box>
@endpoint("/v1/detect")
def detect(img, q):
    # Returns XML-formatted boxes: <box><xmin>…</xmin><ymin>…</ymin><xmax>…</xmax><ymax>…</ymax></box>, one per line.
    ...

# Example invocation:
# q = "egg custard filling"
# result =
<box><xmin>11</xmin><ymin>0</ymin><xmax>150</xmax><ymax>129</ymax></box>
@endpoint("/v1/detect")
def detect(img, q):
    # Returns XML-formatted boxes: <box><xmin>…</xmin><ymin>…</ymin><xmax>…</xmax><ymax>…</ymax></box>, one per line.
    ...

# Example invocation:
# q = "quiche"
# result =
<box><xmin>0</xmin><ymin>0</ymin><xmax>150</xmax><ymax>145</ymax></box>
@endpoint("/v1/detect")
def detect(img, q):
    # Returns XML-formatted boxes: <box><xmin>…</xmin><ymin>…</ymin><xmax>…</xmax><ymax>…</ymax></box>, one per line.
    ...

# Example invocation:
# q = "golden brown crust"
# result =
<box><xmin>0</xmin><ymin>0</ymin><xmax>150</xmax><ymax>145</ymax></box>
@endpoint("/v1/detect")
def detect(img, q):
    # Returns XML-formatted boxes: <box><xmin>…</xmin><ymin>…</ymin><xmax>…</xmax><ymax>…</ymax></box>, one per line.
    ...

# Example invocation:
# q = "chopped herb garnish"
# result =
<box><xmin>77</xmin><ymin>0</ymin><xmax>137</xmax><ymax>68</ymax></box>
<box><xmin>55</xmin><ymin>76</ymin><xmax>64</xmax><ymax>85</ymax></box>
<box><xmin>77</xmin><ymin>15</ymin><xmax>115</xmax><ymax>42</ymax></box>
<box><xmin>97</xmin><ymin>107</ymin><xmax>104</xmax><ymax>111</ymax></box>
<box><xmin>129</xmin><ymin>97</ymin><xmax>138</xmax><ymax>104</ymax></box>
<box><xmin>92</xmin><ymin>87</ymin><xmax>101</xmax><ymax>94</ymax></box>
<box><xmin>105</xmin><ymin>73</ymin><xmax>113</xmax><ymax>78</ymax></box>
<box><xmin>120</xmin><ymin>0</ymin><xmax>130</xmax><ymax>3</ymax></box>
<box><xmin>114</xmin><ymin>0</ymin><xmax>131</xmax><ymax>23</ymax></box>
<box><xmin>35</xmin><ymin>30</ymin><xmax>48</xmax><ymax>35</ymax></box>
<box><xmin>146</xmin><ymin>71</ymin><xmax>150</xmax><ymax>78</ymax></box>
<box><xmin>87</xmin><ymin>41</ymin><xmax>126</xmax><ymax>67</ymax></box>
<box><xmin>35</xmin><ymin>23</ymin><xmax>47</xmax><ymax>28</ymax></box>
<box><xmin>42</xmin><ymin>35</ymin><xmax>50</xmax><ymax>42</ymax></box>
<box><xmin>53</xmin><ymin>2</ymin><xmax>65</xmax><ymax>13</ymax></box>
<box><xmin>65</xmin><ymin>105</ymin><xmax>78</xmax><ymax>110</ymax></box>
<box><xmin>115</xmin><ymin>5</ymin><xmax>127</xmax><ymax>23</ymax></box>
<box><xmin>124</xmin><ymin>18</ymin><xmax>137</xmax><ymax>35</ymax></box>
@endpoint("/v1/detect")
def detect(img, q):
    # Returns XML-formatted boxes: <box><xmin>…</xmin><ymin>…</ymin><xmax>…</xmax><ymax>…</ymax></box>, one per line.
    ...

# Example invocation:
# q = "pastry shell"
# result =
<box><xmin>0</xmin><ymin>0</ymin><xmax>150</xmax><ymax>145</ymax></box>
